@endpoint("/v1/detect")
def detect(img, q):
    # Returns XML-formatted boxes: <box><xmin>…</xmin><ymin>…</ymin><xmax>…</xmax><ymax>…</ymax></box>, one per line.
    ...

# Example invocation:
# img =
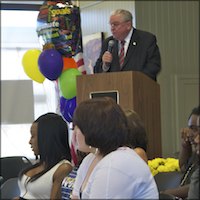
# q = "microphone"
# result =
<box><xmin>102</xmin><ymin>40</ymin><xmax>114</xmax><ymax>72</ymax></box>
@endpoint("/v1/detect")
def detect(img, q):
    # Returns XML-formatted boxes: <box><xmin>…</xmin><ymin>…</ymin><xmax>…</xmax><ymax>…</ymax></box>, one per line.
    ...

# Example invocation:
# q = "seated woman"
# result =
<box><xmin>15</xmin><ymin>113</ymin><xmax>73</xmax><ymax>200</ymax></box>
<box><xmin>125</xmin><ymin>109</ymin><xmax>148</xmax><ymax>163</ymax></box>
<box><xmin>71</xmin><ymin>97</ymin><xmax>158</xmax><ymax>199</ymax></box>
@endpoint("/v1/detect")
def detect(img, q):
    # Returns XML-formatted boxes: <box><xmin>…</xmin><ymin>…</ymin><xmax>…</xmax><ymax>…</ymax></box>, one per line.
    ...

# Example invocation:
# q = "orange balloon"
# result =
<box><xmin>63</xmin><ymin>57</ymin><xmax>77</xmax><ymax>71</ymax></box>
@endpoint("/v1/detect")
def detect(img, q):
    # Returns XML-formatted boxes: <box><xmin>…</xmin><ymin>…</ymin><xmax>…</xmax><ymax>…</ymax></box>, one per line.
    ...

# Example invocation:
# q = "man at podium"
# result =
<box><xmin>94</xmin><ymin>9</ymin><xmax>161</xmax><ymax>81</ymax></box>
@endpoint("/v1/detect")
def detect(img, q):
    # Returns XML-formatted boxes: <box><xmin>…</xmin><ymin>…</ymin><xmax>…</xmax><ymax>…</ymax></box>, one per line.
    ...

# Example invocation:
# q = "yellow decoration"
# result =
<box><xmin>148</xmin><ymin>157</ymin><xmax>180</xmax><ymax>176</ymax></box>
<box><xmin>22</xmin><ymin>49</ymin><xmax>45</xmax><ymax>83</ymax></box>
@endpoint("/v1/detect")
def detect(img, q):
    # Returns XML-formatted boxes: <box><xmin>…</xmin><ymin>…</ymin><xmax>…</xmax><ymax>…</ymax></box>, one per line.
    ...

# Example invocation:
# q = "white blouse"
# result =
<box><xmin>18</xmin><ymin>160</ymin><xmax>71</xmax><ymax>199</ymax></box>
<box><xmin>72</xmin><ymin>147</ymin><xmax>158</xmax><ymax>199</ymax></box>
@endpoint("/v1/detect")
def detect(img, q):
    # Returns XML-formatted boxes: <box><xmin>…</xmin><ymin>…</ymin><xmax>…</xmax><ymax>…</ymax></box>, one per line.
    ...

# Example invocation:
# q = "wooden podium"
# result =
<box><xmin>76</xmin><ymin>71</ymin><xmax>162</xmax><ymax>159</ymax></box>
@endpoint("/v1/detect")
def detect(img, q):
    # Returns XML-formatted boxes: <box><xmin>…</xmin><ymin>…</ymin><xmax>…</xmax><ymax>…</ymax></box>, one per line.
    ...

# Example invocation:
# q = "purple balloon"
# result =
<box><xmin>38</xmin><ymin>49</ymin><xmax>63</xmax><ymax>80</ymax></box>
<box><xmin>60</xmin><ymin>96</ymin><xmax>76</xmax><ymax>122</ymax></box>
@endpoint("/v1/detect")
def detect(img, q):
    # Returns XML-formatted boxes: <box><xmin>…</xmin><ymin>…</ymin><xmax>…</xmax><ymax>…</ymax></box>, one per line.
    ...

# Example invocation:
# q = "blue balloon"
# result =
<box><xmin>38</xmin><ymin>49</ymin><xmax>63</xmax><ymax>81</ymax></box>
<box><xmin>60</xmin><ymin>96</ymin><xmax>76</xmax><ymax>122</ymax></box>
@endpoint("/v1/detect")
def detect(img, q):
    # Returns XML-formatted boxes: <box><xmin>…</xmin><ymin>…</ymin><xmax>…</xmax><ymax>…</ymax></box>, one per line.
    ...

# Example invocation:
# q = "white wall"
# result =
<box><xmin>135</xmin><ymin>1</ymin><xmax>199</xmax><ymax>157</ymax></box>
<box><xmin>80</xmin><ymin>1</ymin><xmax>136</xmax><ymax>37</ymax></box>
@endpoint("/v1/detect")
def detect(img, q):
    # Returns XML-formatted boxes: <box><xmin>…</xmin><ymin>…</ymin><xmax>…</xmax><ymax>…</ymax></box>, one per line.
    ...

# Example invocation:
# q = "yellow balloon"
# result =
<box><xmin>22</xmin><ymin>49</ymin><xmax>45</xmax><ymax>83</ymax></box>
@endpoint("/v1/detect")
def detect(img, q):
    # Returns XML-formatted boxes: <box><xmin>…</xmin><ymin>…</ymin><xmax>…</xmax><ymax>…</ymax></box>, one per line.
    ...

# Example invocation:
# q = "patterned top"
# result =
<box><xmin>61</xmin><ymin>166</ymin><xmax>78</xmax><ymax>200</ymax></box>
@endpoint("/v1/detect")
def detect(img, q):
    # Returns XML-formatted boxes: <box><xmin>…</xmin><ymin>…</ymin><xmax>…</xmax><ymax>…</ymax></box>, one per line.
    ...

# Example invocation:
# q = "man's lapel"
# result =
<box><xmin>121</xmin><ymin>30</ymin><xmax>139</xmax><ymax>69</ymax></box>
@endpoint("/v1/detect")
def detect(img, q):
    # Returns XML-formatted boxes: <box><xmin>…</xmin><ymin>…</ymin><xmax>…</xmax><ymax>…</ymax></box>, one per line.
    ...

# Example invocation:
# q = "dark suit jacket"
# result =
<box><xmin>94</xmin><ymin>28</ymin><xmax>161</xmax><ymax>81</ymax></box>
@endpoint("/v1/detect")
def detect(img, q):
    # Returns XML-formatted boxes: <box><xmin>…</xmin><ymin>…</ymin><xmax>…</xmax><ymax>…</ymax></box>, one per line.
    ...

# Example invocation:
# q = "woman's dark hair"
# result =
<box><xmin>19</xmin><ymin>113</ymin><xmax>71</xmax><ymax>182</ymax></box>
<box><xmin>73</xmin><ymin>97</ymin><xmax>129</xmax><ymax>156</ymax></box>
<box><xmin>125</xmin><ymin>109</ymin><xmax>148</xmax><ymax>152</ymax></box>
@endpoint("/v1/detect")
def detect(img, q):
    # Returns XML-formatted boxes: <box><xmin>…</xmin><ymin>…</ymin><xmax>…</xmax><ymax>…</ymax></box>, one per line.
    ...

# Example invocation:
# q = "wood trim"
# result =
<box><xmin>77</xmin><ymin>71</ymin><xmax>162</xmax><ymax>159</ymax></box>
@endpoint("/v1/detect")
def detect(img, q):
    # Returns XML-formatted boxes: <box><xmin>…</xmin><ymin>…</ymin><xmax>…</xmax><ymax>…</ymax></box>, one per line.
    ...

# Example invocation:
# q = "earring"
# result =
<box><xmin>89</xmin><ymin>146</ymin><xmax>98</xmax><ymax>155</ymax></box>
<box><xmin>94</xmin><ymin>148</ymin><xmax>98</xmax><ymax>155</ymax></box>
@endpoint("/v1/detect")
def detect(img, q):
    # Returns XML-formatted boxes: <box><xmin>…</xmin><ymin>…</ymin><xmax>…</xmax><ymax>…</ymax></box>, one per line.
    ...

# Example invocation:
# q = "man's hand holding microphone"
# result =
<box><xmin>102</xmin><ymin>40</ymin><xmax>114</xmax><ymax>72</ymax></box>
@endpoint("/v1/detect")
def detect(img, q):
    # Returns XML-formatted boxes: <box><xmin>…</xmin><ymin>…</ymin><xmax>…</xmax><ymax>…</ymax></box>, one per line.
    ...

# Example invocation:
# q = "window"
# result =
<box><xmin>1</xmin><ymin>10</ymin><xmax>58</xmax><ymax>159</ymax></box>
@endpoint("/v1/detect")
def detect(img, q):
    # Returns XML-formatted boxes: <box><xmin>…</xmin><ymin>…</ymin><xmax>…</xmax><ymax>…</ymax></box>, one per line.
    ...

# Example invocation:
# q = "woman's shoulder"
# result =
<box><xmin>53</xmin><ymin>160</ymin><xmax>73</xmax><ymax>183</ymax></box>
<box><xmin>60</xmin><ymin>159</ymin><xmax>72</xmax><ymax>165</ymax></box>
<box><xmin>99</xmin><ymin>147</ymin><xmax>133</xmax><ymax>163</ymax></box>
<box><xmin>81</xmin><ymin>153</ymin><xmax>95</xmax><ymax>165</ymax></box>
<box><xmin>56</xmin><ymin>159</ymin><xmax>73</xmax><ymax>171</ymax></box>
<box><xmin>76</xmin><ymin>153</ymin><xmax>96</xmax><ymax>174</ymax></box>
<box><xmin>134</xmin><ymin>147</ymin><xmax>148</xmax><ymax>163</ymax></box>
<box><xmin>100</xmin><ymin>147</ymin><xmax>147</xmax><ymax>169</ymax></box>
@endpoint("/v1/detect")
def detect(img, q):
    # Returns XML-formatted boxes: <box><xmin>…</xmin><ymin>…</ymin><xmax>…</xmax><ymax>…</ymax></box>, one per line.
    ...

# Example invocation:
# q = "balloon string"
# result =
<box><xmin>42</xmin><ymin>82</ymin><xmax>57</xmax><ymax>112</ymax></box>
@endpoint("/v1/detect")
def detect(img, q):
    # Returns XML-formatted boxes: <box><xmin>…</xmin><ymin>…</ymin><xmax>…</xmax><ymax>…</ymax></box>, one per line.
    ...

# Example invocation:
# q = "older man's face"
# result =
<box><xmin>109</xmin><ymin>14</ymin><xmax>132</xmax><ymax>41</ymax></box>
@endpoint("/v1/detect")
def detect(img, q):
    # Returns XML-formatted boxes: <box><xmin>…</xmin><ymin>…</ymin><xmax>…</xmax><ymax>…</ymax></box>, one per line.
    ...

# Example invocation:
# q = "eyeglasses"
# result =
<box><xmin>109</xmin><ymin>20</ymin><xmax>129</xmax><ymax>28</ymax></box>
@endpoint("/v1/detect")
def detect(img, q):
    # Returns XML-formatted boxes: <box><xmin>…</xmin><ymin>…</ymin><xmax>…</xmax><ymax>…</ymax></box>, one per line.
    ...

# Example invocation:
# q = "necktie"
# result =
<box><xmin>119</xmin><ymin>40</ymin><xmax>125</xmax><ymax>67</ymax></box>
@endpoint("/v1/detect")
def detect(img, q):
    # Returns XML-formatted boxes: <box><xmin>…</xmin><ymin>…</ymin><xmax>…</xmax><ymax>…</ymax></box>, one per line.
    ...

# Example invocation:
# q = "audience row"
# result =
<box><xmin>13</xmin><ymin>98</ymin><xmax>199</xmax><ymax>199</ymax></box>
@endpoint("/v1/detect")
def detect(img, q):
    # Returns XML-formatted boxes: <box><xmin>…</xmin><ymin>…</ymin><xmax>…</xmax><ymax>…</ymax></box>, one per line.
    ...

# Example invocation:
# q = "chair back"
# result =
<box><xmin>0</xmin><ymin>176</ymin><xmax>3</xmax><ymax>188</ymax></box>
<box><xmin>0</xmin><ymin>156</ymin><xmax>32</xmax><ymax>184</ymax></box>
<box><xmin>0</xmin><ymin>177</ymin><xmax>20</xmax><ymax>199</ymax></box>
<box><xmin>154</xmin><ymin>171</ymin><xmax>183</xmax><ymax>191</ymax></box>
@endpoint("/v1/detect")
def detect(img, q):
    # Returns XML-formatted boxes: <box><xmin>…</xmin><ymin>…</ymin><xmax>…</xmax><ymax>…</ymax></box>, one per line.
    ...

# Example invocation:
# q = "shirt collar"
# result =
<box><xmin>124</xmin><ymin>27</ymin><xmax>133</xmax><ymax>44</ymax></box>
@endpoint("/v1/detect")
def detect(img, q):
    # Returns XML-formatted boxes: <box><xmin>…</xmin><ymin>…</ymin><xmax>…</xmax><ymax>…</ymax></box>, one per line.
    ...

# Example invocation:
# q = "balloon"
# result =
<box><xmin>36</xmin><ymin>1</ymin><xmax>83</xmax><ymax>57</ymax></box>
<box><xmin>60</xmin><ymin>96</ymin><xmax>76</xmax><ymax>122</ymax></box>
<box><xmin>58</xmin><ymin>68</ymin><xmax>81</xmax><ymax>99</ymax></box>
<box><xmin>38</xmin><ymin>48</ymin><xmax>63</xmax><ymax>81</ymax></box>
<box><xmin>63</xmin><ymin>57</ymin><xmax>77</xmax><ymax>71</ymax></box>
<box><xmin>22</xmin><ymin>49</ymin><xmax>45</xmax><ymax>83</ymax></box>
